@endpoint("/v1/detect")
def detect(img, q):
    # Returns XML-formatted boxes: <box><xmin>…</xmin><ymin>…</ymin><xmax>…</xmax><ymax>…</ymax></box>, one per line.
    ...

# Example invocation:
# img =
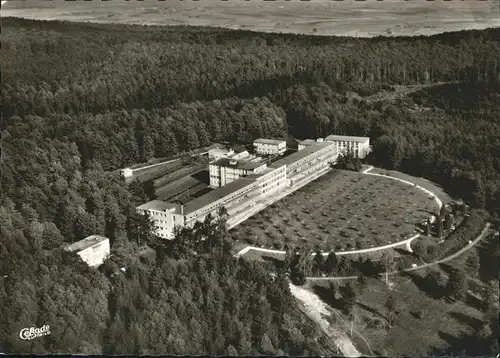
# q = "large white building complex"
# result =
<box><xmin>64</xmin><ymin>235</ymin><xmax>111</xmax><ymax>268</ymax></box>
<box><xmin>137</xmin><ymin>139</ymin><xmax>343</xmax><ymax>240</ymax></box>
<box><xmin>299</xmin><ymin>135</ymin><xmax>371</xmax><ymax>159</ymax></box>
<box><xmin>253</xmin><ymin>138</ymin><xmax>287</xmax><ymax>155</ymax></box>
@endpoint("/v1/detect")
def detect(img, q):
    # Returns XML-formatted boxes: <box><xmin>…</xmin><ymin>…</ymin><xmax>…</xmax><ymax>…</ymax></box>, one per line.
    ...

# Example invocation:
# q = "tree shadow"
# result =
<box><xmin>400</xmin><ymin>270</ymin><xmax>445</xmax><ymax>300</ymax></box>
<box><xmin>261</xmin><ymin>254</ymin><xmax>285</xmax><ymax>270</ymax></box>
<box><xmin>477</xmin><ymin>234</ymin><xmax>499</xmax><ymax>282</ymax></box>
<box><xmin>355</xmin><ymin>301</ymin><xmax>388</xmax><ymax>322</ymax></box>
<box><xmin>437</xmin><ymin>262</ymin><xmax>455</xmax><ymax>277</ymax></box>
<box><xmin>464</xmin><ymin>291</ymin><xmax>484</xmax><ymax>312</ymax></box>
<box><xmin>430</xmin><ymin>330</ymin><xmax>489</xmax><ymax>356</ymax></box>
<box><xmin>449</xmin><ymin>311</ymin><xmax>484</xmax><ymax>331</ymax></box>
<box><xmin>351</xmin><ymin>258</ymin><xmax>383</xmax><ymax>277</ymax></box>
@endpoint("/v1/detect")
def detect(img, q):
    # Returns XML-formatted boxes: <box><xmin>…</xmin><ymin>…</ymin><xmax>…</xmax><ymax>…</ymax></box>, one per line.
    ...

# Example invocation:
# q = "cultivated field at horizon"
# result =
<box><xmin>2</xmin><ymin>0</ymin><xmax>499</xmax><ymax>38</ymax></box>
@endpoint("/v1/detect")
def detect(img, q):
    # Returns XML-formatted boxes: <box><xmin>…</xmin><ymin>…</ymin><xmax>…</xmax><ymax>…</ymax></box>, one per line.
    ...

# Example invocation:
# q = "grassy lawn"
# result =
<box><xmin>233</xmin><ymin>169</ymin><xmax>437</xmax><ymax>252</ymax></box>
<box><xmin>368</xmin><ymin>168</ymin><xmax>452</xmax><ymax>206</ymax></box>
<box><xmin>314</xmin><ymin>269</ymin><xmax>492</xmax><ymax>356</ymax></box>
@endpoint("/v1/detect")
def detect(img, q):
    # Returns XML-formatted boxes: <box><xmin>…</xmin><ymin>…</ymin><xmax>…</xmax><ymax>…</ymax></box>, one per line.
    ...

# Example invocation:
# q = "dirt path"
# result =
<box><xmin>289</xmin><ymin>283</ymin><xmax>362</xmax><ymax>357</ymax></box>
<box><xmin>235</xmin><ymin>233</ymin><xmax>420</xmax><ymax>258</ymax></box>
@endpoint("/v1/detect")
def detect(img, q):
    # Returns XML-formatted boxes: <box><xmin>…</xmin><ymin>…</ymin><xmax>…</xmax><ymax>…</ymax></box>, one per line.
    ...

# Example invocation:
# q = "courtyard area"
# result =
<box><xmin>231</xmin><ymin>169</ymin><xmax>438</xmax><ymax>252</ymax></box>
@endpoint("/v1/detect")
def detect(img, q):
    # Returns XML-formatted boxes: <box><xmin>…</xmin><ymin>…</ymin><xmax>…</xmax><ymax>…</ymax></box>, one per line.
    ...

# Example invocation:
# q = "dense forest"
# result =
<box><xmin>1</xmin><ymin>17</ymin><xmax>499</xmax><ymax>354</ymax></box>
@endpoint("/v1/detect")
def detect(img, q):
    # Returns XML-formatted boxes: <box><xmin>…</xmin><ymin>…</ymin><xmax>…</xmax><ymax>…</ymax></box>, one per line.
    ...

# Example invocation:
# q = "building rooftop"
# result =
<box><xmin>299</xmin><ymin>139</ymin><xmax>319</xmax><ymax>146</ymax></box>
<box><xmin>184</xmin><ymin>176</ymin><xmax>257</xmax><ymax>215</ymax></box>
<box><xmin>254</xmin><ymin>138</ymin><xmax>286</xmax><ymax>145</ymax></box>
<box><xmin>136</xmin><ymin>200</ymin><xmax>180</xmax><ymax>212</ymax></box>
<box><xmin>64</xmin><ymin>235</ymin><xmax>109</xmax><ymax>252</ymax></box>
<box><xmin>325</xmin><ymin>135</ymin><xmax>370</xmax><ymax>143</ymax></box>
<box><xmin>209</xmin><ymin>148</ymin><xmax>231</xmax><ymax>154</ymax></box>
<box><xmin>212</xmin><ymin>157</ymin><xmax>266</xmax><ymax>171</ymax></box>
<box><xmin>269</xmin><ymin>142</ymin><xmax>335</xmax><ymax>168</ymax></box>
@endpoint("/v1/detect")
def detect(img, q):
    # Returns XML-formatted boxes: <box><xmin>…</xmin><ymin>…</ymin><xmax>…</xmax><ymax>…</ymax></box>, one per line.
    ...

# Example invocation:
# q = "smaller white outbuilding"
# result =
<box><xmin>120</xmin><ymin>168</ymin><xmax>133</xmax><ymax>178</ymax></box>
<box><xmin>64</xmin><ymin>235</ymin><xmax>111</xmax><ymax>268</ymax></box>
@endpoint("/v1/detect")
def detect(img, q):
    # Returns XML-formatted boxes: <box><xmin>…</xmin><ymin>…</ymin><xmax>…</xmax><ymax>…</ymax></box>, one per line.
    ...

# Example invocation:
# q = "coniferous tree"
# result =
<box><xmin>313</xmin><ymin>248</ymin><xmax>324</xmax><ymax>276</ymax></box>
<box><xmin>436</xmin><ymin>218</ymin><xmax>443</xmax><ymax>238</ymax></box>
<box><xmin>324</xmin><ymin>251</ymin><xmax>338</xmax><ymax>276</ymax></box>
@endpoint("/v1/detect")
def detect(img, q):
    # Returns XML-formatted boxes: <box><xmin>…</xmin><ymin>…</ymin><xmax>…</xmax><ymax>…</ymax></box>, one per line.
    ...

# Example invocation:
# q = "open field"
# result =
<box><xmin>310</xmin><ymin>230</ymin><xmax>498</xmax><ymax>356</ymax></box>
<box><xmin>233</xmin><ymin>169</ymin><xmax>437</xmax><ymax>252</ymax></box>
<box><xmin>2</xmin><ymin>0</ymin><xmax>499</xmax><ymax>38</ymax></box>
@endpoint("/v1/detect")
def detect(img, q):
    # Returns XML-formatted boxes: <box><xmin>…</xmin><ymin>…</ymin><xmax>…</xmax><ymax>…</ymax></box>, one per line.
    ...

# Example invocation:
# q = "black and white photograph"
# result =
<box><xmin>1</xmin><ymin>0</ymin><xmax>499</xmax><ymax>356</ymax></box>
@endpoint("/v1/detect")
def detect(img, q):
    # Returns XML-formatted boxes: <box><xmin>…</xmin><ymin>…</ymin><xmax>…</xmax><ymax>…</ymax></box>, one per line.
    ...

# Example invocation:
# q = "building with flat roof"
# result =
<box><xmin>208</xmin><ymin>148</ymin><xmax>234</xmax><ymax>162</ymax></box>
<box><xmin>253</xmin><ymin>138</ymin><xmax>287</xmax><ymax>155</ymax></box>
<box><xmin>64</xmin><ymin>235</ymin><xmax>110</xmax><ymax>268</ymax></box>
<box><xmin>120</xmin><ymin>168</ymin><xmax>133</xmax><ymax>178</ymax></box>
<box><xmin>271</xmin><ymin>141</ymin><xmax>339</xmax><ymax>184</ymax></box>
<box><xmin>325</xmin><ymin>135</ymin><xmax>370</xmax><ymax>158</ymax></box>
<box><xmin>298</xmin><ymin>139</ymin><xmax>322</xmax><ymax>151</ymax></box>
<box><xmin>209</xmin><ymin>153</ymin><xmax>267</xmax><ymax>188</ymax></box>
<box><xmin>136</xmin><ymin>200</ymin><xmax>184</xmax><ymax>239</ymax></box>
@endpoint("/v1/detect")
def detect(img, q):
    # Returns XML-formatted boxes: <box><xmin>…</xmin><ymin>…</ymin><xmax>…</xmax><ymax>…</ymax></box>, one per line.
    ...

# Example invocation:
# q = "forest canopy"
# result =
<box><xmin>1</xmin><ymin>17</ymin><xmax>499</xmax><ymax>354</ymax></box>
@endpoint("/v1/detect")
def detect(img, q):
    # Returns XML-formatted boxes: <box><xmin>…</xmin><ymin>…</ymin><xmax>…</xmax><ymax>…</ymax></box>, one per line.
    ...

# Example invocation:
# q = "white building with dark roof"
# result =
<box><xmin>64</xmin><ymin>235</ymin><xmax>110</xmax><ymax>268</ymax></box>
<box><xmin>209</xmin><ymin>151</ymin><xmax>268</xmax><ymax>188</ymax></box>
<box><xmin>253</xmin><ymin>138</ymin><xmax>287</xmax><ymax>155</ymax></box>
<box><xmin>325</xmin><ymin>135</ymin><xmax>371</xmax><ymax>158</ymax></box>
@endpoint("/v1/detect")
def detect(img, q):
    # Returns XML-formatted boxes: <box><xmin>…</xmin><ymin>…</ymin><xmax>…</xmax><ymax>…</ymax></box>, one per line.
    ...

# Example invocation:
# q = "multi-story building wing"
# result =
<box><xmin>325</xmin><ymin>135</ymin><xmax>371</xmax><ymax>158</ymax></box>
<box><xmin>184</xmin><ymin>165</ymin><xmax>287</xmax><ymax>228</ymax></box>
<box><xmin>271</xmin><ymin>142</ymin><xmax>338</xmax><ymax>185</ymax></box>
<box><xmin>137</xmin><ymin>164</ymin><xmax>287</xmax><ymax>240</ymax></box>
<box><xmin>209</xmin><ymin>155</ymin><xmax>267</xmax><ymax>188</ymax></box>
<box><xmin>136</xmin><ymin>200</ymin><xmax>185</xmax><ymax>239</ymax></box>
<box><xmin>253</xmin><ymin>138</ymin><xmax>287</xmax><ymax>155</ymax></box>
<box><xmin>64</xmin><ymin>235</ymin><xmax>111</xmax><ymax>268</ymax></box>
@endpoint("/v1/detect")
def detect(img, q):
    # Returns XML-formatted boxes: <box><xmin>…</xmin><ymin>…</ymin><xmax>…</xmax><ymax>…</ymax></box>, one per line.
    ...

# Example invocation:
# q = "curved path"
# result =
<box><xmin>306</xmin><ymin>222</ymin><xmax>491</xmax><ymax>282</ymax></box>
<box><xmin>235</xmin><ymin>166</ymin><xmax>442</xmax><ymax>258</ymax></box>
<box><xmin>235</xmin><ymin>233</ymin><xmax>421</xmax><ymax>258</ymax></box>
<box><xmin>362</xmin><ymin>166</ymin><xmax>442</xmax><ymax>208</ymax></box>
